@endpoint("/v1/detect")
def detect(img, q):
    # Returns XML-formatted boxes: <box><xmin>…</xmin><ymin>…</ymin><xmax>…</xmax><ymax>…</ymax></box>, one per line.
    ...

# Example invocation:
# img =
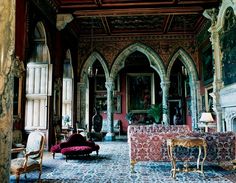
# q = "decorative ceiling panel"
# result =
<box><xmin>109</xmin><ymin>15</ymin><xmax>165</xmax><ymax>33</ymax></box>
<box><xmin>54</xmin><ymin>0</ymin><xmax>220</xmax><ymax>36</ymax></box>
<box><xmin>169</xmin><ymin>14</ymin><xmax>200</xmax><ymax>33</ymax></box>
<box><xmin>77</xmin><ymin>17</ymin><xmax>104</xmax><ymax>34</ymax></box>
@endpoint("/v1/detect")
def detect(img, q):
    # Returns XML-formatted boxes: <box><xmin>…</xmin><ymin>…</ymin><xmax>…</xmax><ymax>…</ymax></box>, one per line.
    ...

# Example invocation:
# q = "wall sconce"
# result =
<box><xmin>199</xmin><ymin>112</ymin><xmax>214</xmax><ymax>132</ymax></box>
<box><xmin>88</xmin><ymin>66</ymin><xmax>98</xmax><ymax>78</ymax></box>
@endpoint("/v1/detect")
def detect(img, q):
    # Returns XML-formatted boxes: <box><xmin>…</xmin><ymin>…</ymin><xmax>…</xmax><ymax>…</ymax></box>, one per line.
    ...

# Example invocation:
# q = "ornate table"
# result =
<box><xmin>167</xmin><ymin>137</ymin><xmax>207</xmax><ymax>179</ymax></box>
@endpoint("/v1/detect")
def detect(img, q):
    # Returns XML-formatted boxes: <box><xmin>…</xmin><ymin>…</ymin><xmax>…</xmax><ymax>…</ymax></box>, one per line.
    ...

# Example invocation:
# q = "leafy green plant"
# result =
<box><xmin>125</xmin><ymin>112</ymin><xmax>135</xmax><ymax>124</ymax></box>
<box><xmin>147</xmin><ymin>104</ymin><xmax>162</xmax><ymax>123</ymax></box>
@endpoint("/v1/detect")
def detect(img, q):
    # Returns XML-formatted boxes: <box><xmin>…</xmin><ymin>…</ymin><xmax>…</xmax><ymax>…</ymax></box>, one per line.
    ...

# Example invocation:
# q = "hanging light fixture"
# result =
<box><xmin>182</xmin><ymin>66</ymin><xmax>187</xmax><ymax>76</ymax></box>
<box><xmin>88</xmin><ymin>66</ymin><xmax>98</xmax><ymax>78</ymax></box>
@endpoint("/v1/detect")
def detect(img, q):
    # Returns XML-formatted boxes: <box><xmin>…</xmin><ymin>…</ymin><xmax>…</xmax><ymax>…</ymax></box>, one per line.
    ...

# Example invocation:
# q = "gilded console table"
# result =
<box><xmin>167</xmin><ymin>137</ymin><xmax>207</xmax><ymax>179</ymax></box>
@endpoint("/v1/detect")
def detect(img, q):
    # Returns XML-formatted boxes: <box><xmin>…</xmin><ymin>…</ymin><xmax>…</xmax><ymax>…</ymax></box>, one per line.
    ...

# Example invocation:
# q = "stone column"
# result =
<box><xmin>204</xmin><ymin>8</ymin><xmax>223</xmax><ymax>132</ymax></box>
<box><xmin>161</xmin><ymin>80</ymin><xmax>170</xmax><ymax>125</ymax></box>
<box><xmin>210</xmin><ymin>31</ymin><xmax>224</xmax><ymax>132</ymax></box>
<box><xmin>77</xmin><ymin>82</ymin><xmax>86</xmax><ymax>128</ymax></box>
<box><xmin>189</xmin><ymin>79</ymin><xmax>200</xmax><ymax>130</ymax></box>
<box><xmin>0</xmin><ymin>0</ymin><xmax>16</xmax><ymax>182</ymax></box>
<box><xmin>104</xmin><ymin>80</ymin><xmax>115</xmax><ymax>141</ymax></box>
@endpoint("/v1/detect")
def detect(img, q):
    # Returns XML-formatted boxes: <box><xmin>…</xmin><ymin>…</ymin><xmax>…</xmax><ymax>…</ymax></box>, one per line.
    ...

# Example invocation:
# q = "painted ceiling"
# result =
<box><xmin>53</xmin><ymin>0</ymin><xmax>220</xmax><ymax>37</ymax></box>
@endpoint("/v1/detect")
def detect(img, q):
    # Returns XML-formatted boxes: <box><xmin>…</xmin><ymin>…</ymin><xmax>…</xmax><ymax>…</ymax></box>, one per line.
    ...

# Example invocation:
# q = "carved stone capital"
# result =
<box><xmin>105</xmin><ymin>81</ymin><xmax>115</xmax><ymax>91</ymax></box>
<box><xmin>160</xmin><ymin>81</ymin><xmax>170</xmax><ymax>90</ymax></box>
<box><xmin>11</xmin><ymin>56</ymin><xmax>25</xmax><ymax>78</ymax></box>
<box><xmin>203</xmin><ymin>8</ymin><xmax>218</xmax><ymax>26</ymax></box>
<box><xmin>56</xmin><ymin>14</ymin><xmax>74</xmax><ymax>31</ymax></box>
<box><xmin>78</xmin><ymin>82</ymin><xmax>86</xmax><ymax>90</ymax></box>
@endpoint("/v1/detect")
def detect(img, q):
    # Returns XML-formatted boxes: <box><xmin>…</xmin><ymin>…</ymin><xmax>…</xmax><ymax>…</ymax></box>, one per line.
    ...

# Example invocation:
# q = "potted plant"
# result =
<box><xmin>147</xmin><ymin>104</ymin><xmax>162</xmax><ymax>124</ymax></box>
<box><xmin>125</xmin><ymin>112</ymin><xmax>135</xmax><ymax>124</ymax></box>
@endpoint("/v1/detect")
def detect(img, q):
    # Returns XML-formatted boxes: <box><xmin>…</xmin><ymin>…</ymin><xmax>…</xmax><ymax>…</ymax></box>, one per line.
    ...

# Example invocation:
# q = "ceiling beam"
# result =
<box><xmin>73</xmin><ymin>7</ymin><xmax>204</xmax><ymax>18</ymax></box>
<box><xmin>59</xmin><ymin>0</ymin><xmax>218</xmax><ymax>9</ymax></box>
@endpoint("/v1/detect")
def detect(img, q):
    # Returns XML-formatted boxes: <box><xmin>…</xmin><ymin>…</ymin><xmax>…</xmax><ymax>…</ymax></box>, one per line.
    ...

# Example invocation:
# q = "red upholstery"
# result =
<box><xmin>50</xmin><ymin>144</ymin><xmax>61</xmax><ymax>153</ymax></box>
<box><xmin>50</xmin><ymin>133</ymin><xmax>100</xmax><ymax>160</ymax></box>
<box><xmin>61</xmin><ymin>146</ymin><xmax>93</xmax><ymax>155</ymax></box>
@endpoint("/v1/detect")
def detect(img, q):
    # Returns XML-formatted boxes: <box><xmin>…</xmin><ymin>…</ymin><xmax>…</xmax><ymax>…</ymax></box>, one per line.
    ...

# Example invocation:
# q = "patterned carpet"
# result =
<box><xmin>10</xmin><ymin>140</ymin><xmax>236</xmax><ymax>183</ymax></box>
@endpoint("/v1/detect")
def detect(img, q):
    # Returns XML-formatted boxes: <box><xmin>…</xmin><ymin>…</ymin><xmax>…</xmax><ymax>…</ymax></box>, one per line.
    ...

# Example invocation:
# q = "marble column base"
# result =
<box><xmin>104</xmin><ymin>132</ymin><xmax>115</xmax><ymax>141</ymax></box>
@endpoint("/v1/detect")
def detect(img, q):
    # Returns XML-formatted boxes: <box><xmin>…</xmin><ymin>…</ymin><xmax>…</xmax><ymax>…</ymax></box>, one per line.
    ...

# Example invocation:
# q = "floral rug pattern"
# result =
<box><xmin>10</xmin><ymin>141</ymin><xmax>236</xmax><ymax>183</ymax></box>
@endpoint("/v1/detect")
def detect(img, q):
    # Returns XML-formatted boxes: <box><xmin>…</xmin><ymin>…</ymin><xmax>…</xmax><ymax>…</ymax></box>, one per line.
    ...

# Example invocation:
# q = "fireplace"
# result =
<box><xmin>220</xmin><ymin>83</ymin><xmax>236</xmax><ymax>132</ymax></box>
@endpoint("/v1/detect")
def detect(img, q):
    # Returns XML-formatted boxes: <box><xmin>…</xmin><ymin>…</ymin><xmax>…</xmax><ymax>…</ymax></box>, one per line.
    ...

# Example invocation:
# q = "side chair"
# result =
<box><xmin>54</xmin><ymin>124</ymin><xmax>67</xmax><ymax>144</ymax></box>
<box><xmin>11</xmin><ymin>130</ymin><xmax>45</xmax><ymax>183</ymax></box>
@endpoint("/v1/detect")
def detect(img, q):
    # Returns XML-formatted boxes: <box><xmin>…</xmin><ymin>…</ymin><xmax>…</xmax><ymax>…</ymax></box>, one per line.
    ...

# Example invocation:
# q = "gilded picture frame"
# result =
<box><xmin>126</xmin><ymin>73</ymin><xmax>155</xmax><ymax>113</ymax></box>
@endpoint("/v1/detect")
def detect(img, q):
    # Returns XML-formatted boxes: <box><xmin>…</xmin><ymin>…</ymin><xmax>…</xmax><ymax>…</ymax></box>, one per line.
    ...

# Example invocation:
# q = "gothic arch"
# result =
<box><xmin>167</xmin><ymin>48</ymin><xmax>198</xmax><ymax>82</ymax></box>
<box><xmin>34</xmin><ymin>21</ymin><xmax>47</xmax><ymax>42</ymax></box>
<box><xmin>215</xmin><ymin>0</ymin><xmax>236</xmax><ymax>31</ymax></box>
<box><xmin>78</xmin><ymin>51</ymin><xmax>109</xmax><ymax>129</ymax></box>
<box><xmin>110</xmin><ymin>42</ymin><xmax>166</xmax><ymax>81</ymax></box>
<box><xmin>167</xmin><ymin>48</ymin><xmax>200</xmax><ymax>129</ymax></box>
<box><xmin>80</xmin><ymin>51</ymin><xmax>109</xmax><ymax>85</ymax></box>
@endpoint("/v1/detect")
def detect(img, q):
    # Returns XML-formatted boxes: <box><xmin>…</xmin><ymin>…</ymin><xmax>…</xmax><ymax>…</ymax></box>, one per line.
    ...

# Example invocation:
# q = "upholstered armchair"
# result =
<box><xmin>11</xmin><ymin>130</ymin><xmax>45</xmax><ymax>183</ymax></box>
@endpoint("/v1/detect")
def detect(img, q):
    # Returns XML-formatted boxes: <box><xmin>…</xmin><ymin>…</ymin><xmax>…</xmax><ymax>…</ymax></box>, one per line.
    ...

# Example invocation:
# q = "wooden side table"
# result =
<box><xmin>167</xmin><ymin>137</ymin><xmax>207</xmax><ymax>179</ymax></box>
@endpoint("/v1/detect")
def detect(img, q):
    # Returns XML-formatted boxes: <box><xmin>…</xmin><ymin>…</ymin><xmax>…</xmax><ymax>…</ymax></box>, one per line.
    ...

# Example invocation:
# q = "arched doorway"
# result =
<box><xmin>167</xmin><ymin>48</ymin><xmax>200</xmax><ymax>129</ymax></box>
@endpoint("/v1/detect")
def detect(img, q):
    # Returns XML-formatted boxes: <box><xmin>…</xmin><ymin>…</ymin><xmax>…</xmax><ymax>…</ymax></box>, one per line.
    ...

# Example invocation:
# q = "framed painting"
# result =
<box><xmin>95</xmin><ymin>95</ymin><xmax>121</xmax><ymax>113</ymax></box>
<box><xmin>201</xmin><ymin>44</ymin><xmax>213</xmax><ymax>84</ymax></box>
<box><xmin>95</xmin><ymin>74</ymin><xmax>120</xmax><ymax>92</ymax></box>
<box><xmin>170</xmin><ymin>73</ymin><xmax>182</xmax><ymax>97</ymax></box>
<box><xmin>205</xmin><ymin>85</ymin><xmax>213</xmax><ymax>112</ymax></box>
<box><xmin>184</xmin><ymin>80</ymin><xmax>190</xmax><ymax>97</ymax></box>
<box><xmin>126</xmin><ymin>73</ymin><xmax>155</xmax><ymax>113</ymax></box>
<box><xmin>201</xmin><ymin>95</ymin><xmax>205</xmax><ymax>112</ymax></box>
<box><xmin>95</xmin><ymin>75</ymin><xmax>106</xmax><ymax>92</ymax></box>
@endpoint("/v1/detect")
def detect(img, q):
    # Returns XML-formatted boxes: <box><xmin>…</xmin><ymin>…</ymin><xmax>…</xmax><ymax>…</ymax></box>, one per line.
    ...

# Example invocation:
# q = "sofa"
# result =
<box><xmin>51</xmin><ymin>133</ymin><xmax>100</xmax><ymax>161</ymax></box>
<box><xmin>128</xmin><ymin>124</ymin><xmax>236</xmax><ymax>171</ymax></box>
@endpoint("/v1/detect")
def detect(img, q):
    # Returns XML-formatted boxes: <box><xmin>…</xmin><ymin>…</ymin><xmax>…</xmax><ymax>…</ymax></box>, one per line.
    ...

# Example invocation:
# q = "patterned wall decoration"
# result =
<box><xmin>78</xmin><ymin>35</ymin><xmax>198</xmax><ymax>74</ymax></box>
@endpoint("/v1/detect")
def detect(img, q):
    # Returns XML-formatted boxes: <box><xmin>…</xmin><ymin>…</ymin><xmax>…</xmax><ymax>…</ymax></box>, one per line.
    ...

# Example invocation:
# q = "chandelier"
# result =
<box><xmin>88</xmin><ymin>66</ymin><xmax>98</xmax><ymax>78</ymax></box>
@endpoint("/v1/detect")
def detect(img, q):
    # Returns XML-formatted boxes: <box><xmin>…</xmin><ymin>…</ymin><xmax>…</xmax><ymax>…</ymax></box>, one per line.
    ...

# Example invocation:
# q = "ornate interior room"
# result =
<box><xmin>1</xmin><ymin>0</ymin><xmax>236</xmax><ymax>182</ymax></box>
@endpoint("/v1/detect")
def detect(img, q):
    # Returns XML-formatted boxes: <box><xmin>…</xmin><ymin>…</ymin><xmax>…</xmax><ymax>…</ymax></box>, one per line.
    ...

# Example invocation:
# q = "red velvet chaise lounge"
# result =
<box><xmin>51</xmin><ymin>133</ymin><xmax>100</xmax><ymax>161</ymax></box>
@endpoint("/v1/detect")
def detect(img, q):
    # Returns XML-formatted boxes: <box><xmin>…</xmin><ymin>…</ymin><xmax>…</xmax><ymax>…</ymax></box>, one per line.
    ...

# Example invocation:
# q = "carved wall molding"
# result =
<box><xmin>80</xmin><ymin>34</ymin><xmax>194</xmax><ymax>42</ymax></box>
<box><xmin>224</xmin><ymin>109</ymin><xmax>236</xmax><ymax>131</ymax></box>
<box><xmin>11</xmin><ymin>56</ymin><xmax>25</xmax><ymax>78</ymax></box>
<box><xmin>56</xmin><ymin>14</ymin><xmax>74</xmax><ymax>31</ymax></box>
<box><xmin>203</xmin><ymin>8</ymin><xmax>219</xmax><ymax>26</ymax></box>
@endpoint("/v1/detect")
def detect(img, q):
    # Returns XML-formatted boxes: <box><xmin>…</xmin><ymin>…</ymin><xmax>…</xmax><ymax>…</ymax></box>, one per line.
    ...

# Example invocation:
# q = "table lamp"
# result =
<box><xmin>199</xmin><ymin>112</ymin><xmax>214</xmax><ymax>132</ymax></box>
